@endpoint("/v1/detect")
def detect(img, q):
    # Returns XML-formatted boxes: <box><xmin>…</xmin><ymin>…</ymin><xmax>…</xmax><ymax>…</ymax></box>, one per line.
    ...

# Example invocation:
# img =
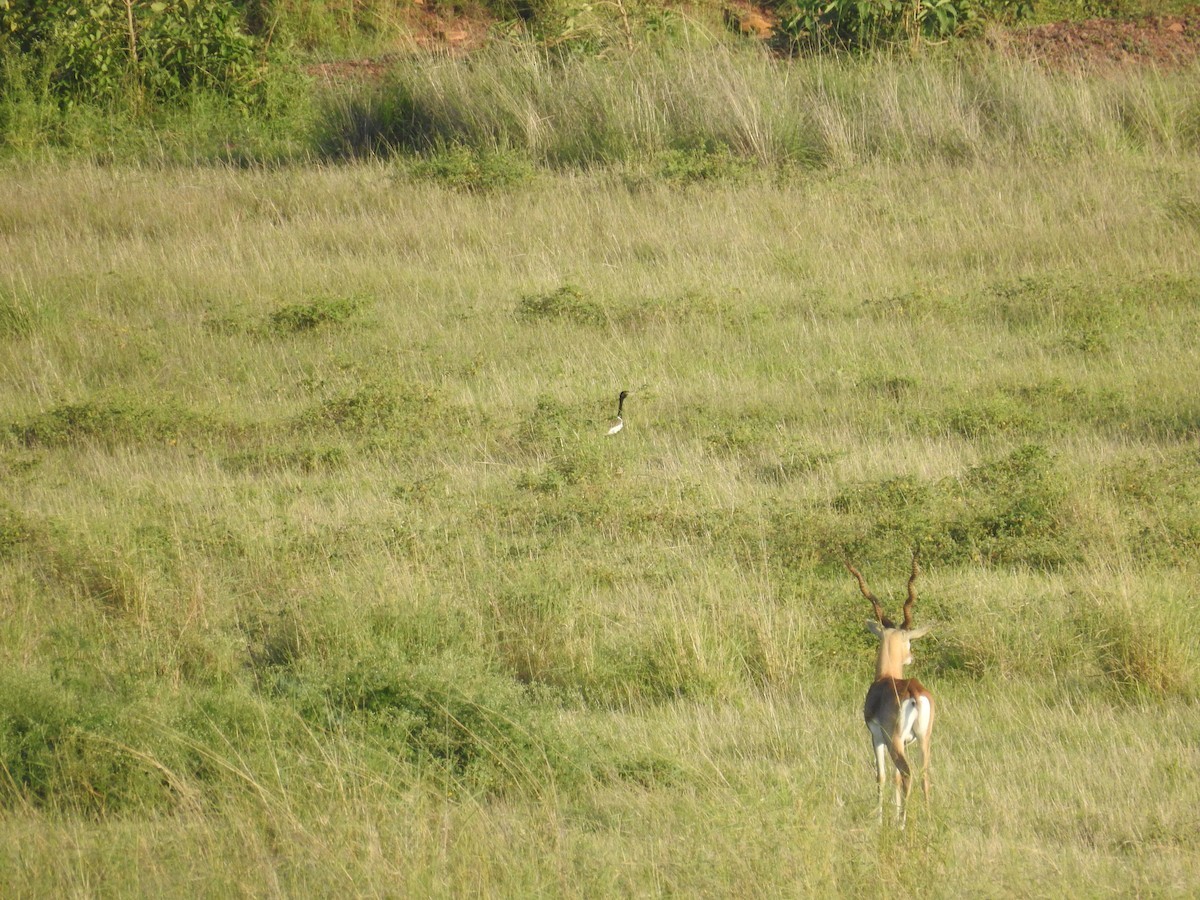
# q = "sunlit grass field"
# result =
<box><xmin>2</xmin><ymin>47</ymin><xmax>1199</xmax><ymax>896</ymax></box>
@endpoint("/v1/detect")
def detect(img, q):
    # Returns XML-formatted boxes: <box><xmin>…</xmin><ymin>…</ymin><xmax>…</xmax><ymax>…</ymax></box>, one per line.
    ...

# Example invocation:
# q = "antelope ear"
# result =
<box><xmin>906</xmin><ymin>623</ymin><xmax>934</xmax><ymax>640</ymax></box>
<box><xmin>865</xmin><ymin>620</ymin><xmax>885</xmax><ymax>637</ymax></box>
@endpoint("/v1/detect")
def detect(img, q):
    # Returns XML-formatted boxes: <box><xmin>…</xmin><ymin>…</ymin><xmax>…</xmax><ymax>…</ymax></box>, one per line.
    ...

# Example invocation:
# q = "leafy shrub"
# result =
<box><xmin>0</xmin><ymin>0</ymin><xmax>268</xmax><ymax>107</ymax></box>
<box><xmin>513</xmin><ymin>393</ymin><xmax>576</xmax><ymax>452</ymax></box>
<box><xmin>706</xmin><ymin>408</ymin><xmax>777</xmax><ymax>455</ymax></box>
<box><xmin>775</xmin><ymin>444</ymin><xmax>1080</xmax><ymax>571</ymax></box>
<box><xmin>0</xmin><ymin>503</ymin><xmax>32</xmax><ymax>558</ymax></box>
<box><xmin>942</xmin><ymin>393</ymin><xmax>1035</xmax><ymax>438</ymax></box>
<box><xmin>988</xmin><ymin>275</ymin><xmax>1152</xmax><ymax>354</ymax></box>
<box><xmin>516</xmin><ymin>443</ymin><xmax>610</xmax><ymax>492</ymax></box>
<box><xmin>831</xmin><ymin>474</ymin><xmax>935</xmax><ymax>556</ymax></box>
<box><xmin>780</xmin><ymin>0</ymin><xmax>1034</xmax><ymax>50</ymax></box>
<box><xmin>657</xmin><ymin>143</ymin><xmax>750</xmax><ymax>185</ymax></box>
<box><xmin>1103</xmin><ymin>449</ymin><xmax>1200</xmax><ymax>564</ymax></box>
<box><xmin>244</xmin><ymin>0</ymin><xmax>435</xmax><ymax>52</ymax></box>
<box><xmin>945</xmin><ymin>443</ymin><xmax>1078</xmax><ymax>568</ymax></box>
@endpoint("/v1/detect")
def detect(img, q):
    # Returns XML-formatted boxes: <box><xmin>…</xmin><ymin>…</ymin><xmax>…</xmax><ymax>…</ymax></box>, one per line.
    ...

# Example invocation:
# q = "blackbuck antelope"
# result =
<box><xmin>847</xmin><ymin>555</ymin><xmax>935</xmax><ymax>826</ymax></box>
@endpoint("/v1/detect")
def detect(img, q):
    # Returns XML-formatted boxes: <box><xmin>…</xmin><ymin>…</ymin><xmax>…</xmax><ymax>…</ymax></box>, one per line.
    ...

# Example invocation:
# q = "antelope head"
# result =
<box><xmin>847</xmin><ymin>553</ymin><xmax>933</xmax><ymax>678</ymax></box>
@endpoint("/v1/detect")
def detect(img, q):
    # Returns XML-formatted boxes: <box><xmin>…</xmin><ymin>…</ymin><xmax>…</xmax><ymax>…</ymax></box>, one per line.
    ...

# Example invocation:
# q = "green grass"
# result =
<box><xmin>2</xmin><ymin>46</ymin><xmax>1200</xmax><ymax>895</ymax></box>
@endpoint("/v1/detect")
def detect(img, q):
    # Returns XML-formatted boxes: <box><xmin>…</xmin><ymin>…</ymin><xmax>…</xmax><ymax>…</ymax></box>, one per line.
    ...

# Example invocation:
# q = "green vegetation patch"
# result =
<box><xmin>656</xmin><ymin>143</ymin><xmax>752</xmax><ymax>185</ymax></box>
<box><xmin>11</xmin><ymin>395</ymin><xmax>213</xmax><ymax>447</ymax></box>
<box><xmin>296</xmin><ymin>379</ymin><xmax>442</xmax><ymax>436</ymax></box>
<box><xmin>780</xmin><ymin>444</ymin><xmax>1081</xmax><ymax>571</ymax></box>
<box><xmin>0</xmin><ymin>669</ymin><xmax>182</xmax><ymax>814</ymax></box>
<box><xmin>288</xmin><ymin>652</ymin><xmax>573</xmax><ymax>794</ymax></box>
<box><xmin>780</xmin><ymin>0</ymin><xmax>1034</xmax><ymax>49</ymax></box>
<box><xmin>516</xmin><ymin>284</ymin><xmax>607</xmax><ymax>326</ymax></box>
<box><xmin>1103</xmin><ymin>448</ymin><xmax>1200</xmax><ymax>565</ymax></box>
<box><xmin>409</xmin><ymin>145</ymin><xmax>535</xmax><ymax>193</ymax></box>
<box><xmin>221</xmin><ymin>443</ymin><xmax>348</xmax><ymax>475</ymax></box>
<box><xmin>0</xmin><ymin>1</ymin><xmax>269</xmax><ymax>107</ymax></box>
<box><xmin>0</xmin><ymin>293</ymin><xmax>33</xmax><ymax>338</ymax></box>
<box><xmin>267</xmin><ymin>294</ymin><xmax>366</xmax><ymax>334</ymax></box>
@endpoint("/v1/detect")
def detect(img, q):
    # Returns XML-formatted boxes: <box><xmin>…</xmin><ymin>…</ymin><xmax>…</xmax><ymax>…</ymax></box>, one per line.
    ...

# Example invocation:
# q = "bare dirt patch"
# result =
<box><xmin>1000</xmin><ymin>7</ymin><xmax>1200</xmax><ymax>71</ymax></box>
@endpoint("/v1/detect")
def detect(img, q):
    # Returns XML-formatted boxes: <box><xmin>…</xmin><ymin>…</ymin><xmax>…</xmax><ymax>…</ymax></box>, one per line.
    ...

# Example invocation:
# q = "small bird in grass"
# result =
<box><xmin>606</xmin><ymin>390</ymin><xmax>630</xmax><ymax>435</ymax></box>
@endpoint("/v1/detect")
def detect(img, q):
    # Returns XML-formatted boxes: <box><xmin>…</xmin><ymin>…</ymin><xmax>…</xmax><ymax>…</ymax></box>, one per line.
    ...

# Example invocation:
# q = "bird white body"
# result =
<box><xmin>605</xmin><ymin>391</ymin><xmax>629</xmax><ymax>436</ymax></box>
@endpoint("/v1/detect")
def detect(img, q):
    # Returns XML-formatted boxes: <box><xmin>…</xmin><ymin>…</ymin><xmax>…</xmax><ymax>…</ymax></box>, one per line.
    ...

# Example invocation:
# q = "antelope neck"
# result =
<box><xmin>874</xmin><ymin>630</ymin><xmax>909</xmax><ymax>681</ymax></box>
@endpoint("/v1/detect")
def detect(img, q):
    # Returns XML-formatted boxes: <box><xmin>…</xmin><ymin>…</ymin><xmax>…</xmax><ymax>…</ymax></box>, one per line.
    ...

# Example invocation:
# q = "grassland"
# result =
<box><xmin>1</xmin><ymin>43</ymin><xmax>1200</xmax><ymax>896</ymax></box>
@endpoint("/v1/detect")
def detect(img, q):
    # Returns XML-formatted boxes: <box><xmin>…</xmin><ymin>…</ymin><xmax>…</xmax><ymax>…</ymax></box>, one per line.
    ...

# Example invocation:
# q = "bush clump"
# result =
<box><xmin>517</xmin><ymin>285</ymin><xmax>606</xmax><ymax>326</ymax></box>
<box><xmin>410</xmin><ymin>145</ymin><xmax>535</xmax><ymax>192</ymax></box>
<box><xmin>780</xmin><ymin>0</ymin><xmax>1034</xmax><ymax>50</ymax></box>
<box><xmin>295</xmin><ymin>379</ymin><xmax>441</xmax><ymax>437</ymax></box>
<box><xmin>0</xmin><ymin>671</ymin><xmax>179</xmax><ymax>813</ymax></box>
<box><xmin>295</xmin><ymin>653</ymin><xmax>566</xmax><ymax>793</ymax></box>
<box><xmin>0</xmin><ymin>1</ymin><xmax>269</xmax><ymax>107</ymax></box>
<box><xmin>268</xmin><ymin>295</ymin><xmax>364</xmax><ymax>334</ymax></box>
<box><xmin>777</xmin><ymin>444</ymin><xmax>1081</xmax><ymax>572</ymax></box>
<box><xmin>11</xmin><ymin>395</ymin><xmax>209</xmax><ymax>447</ymax></box>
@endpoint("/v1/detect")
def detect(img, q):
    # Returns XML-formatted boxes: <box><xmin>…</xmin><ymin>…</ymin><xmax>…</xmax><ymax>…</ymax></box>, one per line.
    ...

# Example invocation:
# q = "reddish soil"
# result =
<box><xmin>1000</xmin><ymin>7</ymin><xmax>1200</xmax><ymax>71</ymax></box>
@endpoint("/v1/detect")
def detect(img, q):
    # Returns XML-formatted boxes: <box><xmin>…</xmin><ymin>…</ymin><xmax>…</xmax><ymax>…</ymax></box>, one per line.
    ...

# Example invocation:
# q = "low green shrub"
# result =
<box><xmin>410</xmin><ymin>145</ymin><xmax>535</xmax><ymax>193</ymax></box>
<box><xmin>0</xmin><ymin>670</ymin><xmax>178</xmax><ymax>813</ymax></box>
<box><xmin>296</xmin><ymin>652</ymin><xmax>565</xmax><ymax>793</ymax></box>
<box><xmin>0</xmin><ymin>503</ymin><xmax>32</xmax><ymax>559</ymax></box>
<box><xmin>268</xmin><ymin>294</ymin><xmax>365</xmax><ymax>334</ymax></box>
<box><xmin>657</xmin><ymin>143</ymin><xmax>751</xmax><ymax>184</ymax></box>
<box><xmin>516</xmin><ymin>284</ymin><xmax>606</xmax><ymax>326</ymax></box>
<box><xmin>11</xmin><ymin>395</ymin><xmax>210</xmax><ymax>447</ymax></box>
<box><xmin>775</xmin><ymin>444</ymin><xmax>1081</xmax><ymax>571</ymax></box>
<box><xmin>221</xmin><ymin>443</ymin><xmax>348</xmax><ymax>475</ymax></box>
<box><xmin>1103</xmin><ymin>449</ymin><xmax>1200</xmax><ymax>565</ymax></box>
<box><xmin>945</xmin><ymin>443</ymin><xmax>1080</xmax><ymax>568</ymax></box>
<box><xmin>296</xmin><ymin>379</ymin><xmax>440</xmax><ymax>436</ymax></box>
